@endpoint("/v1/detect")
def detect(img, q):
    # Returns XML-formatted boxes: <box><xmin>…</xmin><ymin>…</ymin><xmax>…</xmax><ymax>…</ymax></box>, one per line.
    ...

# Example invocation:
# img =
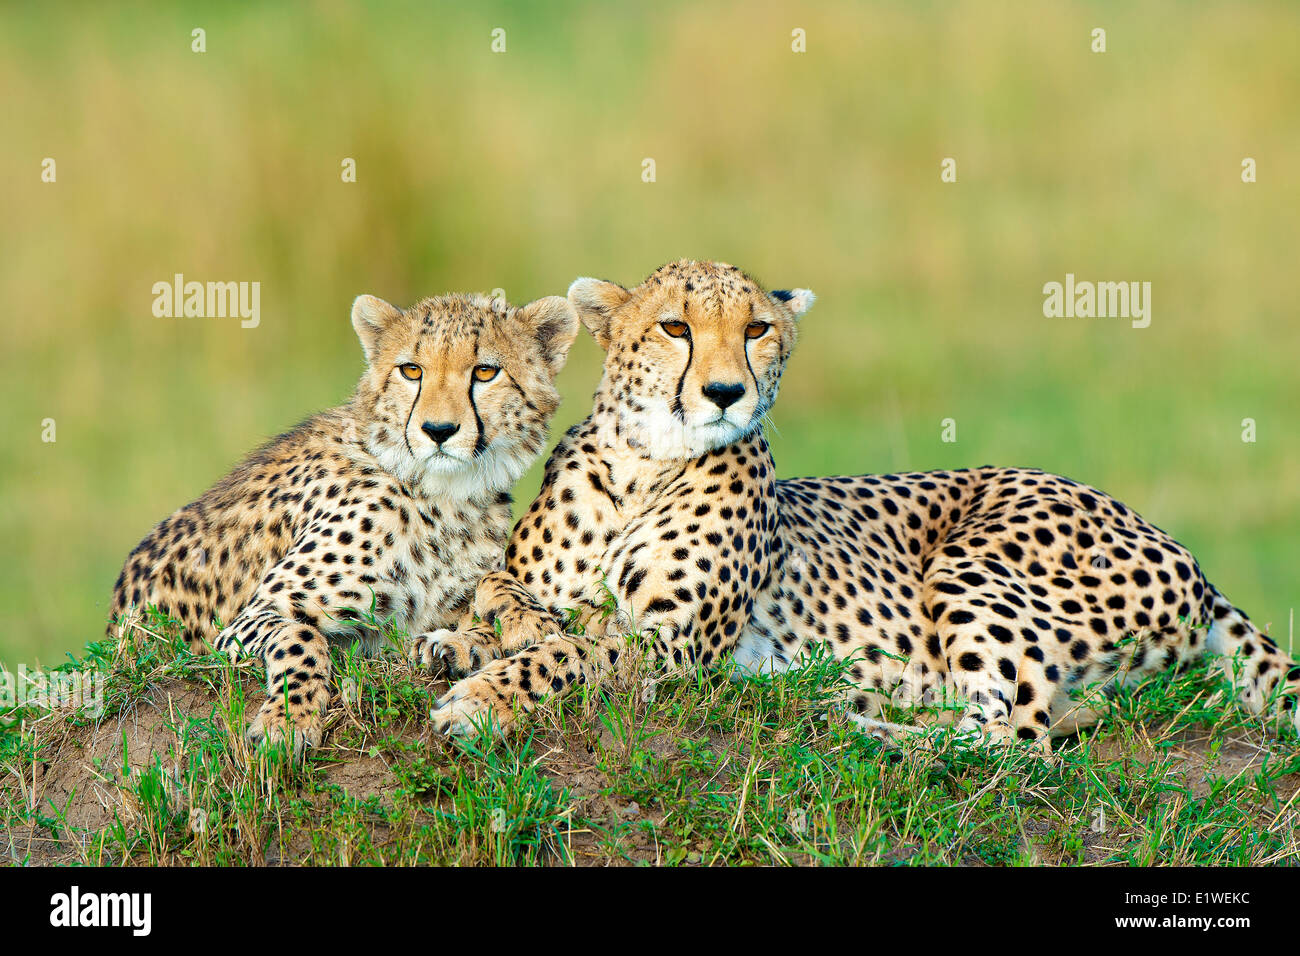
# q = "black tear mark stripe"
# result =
<box><xmin>468</xmin><ymin>377</ymin><xmax>487</xmax><ymax>457</ymax></box>
<box><xmin>403</xmin><ymin>372</ymin><xmax>423</xmax><ymax>457</ymax></box>
<box><xmin>671</xmin><ymin>297</ymin><xmax>692</xmax><ymax>421</ymax></box>
<box><xmin>467</xmin><ymin>326</ymin><xmax>487</xmax><ymax>457</ymax></box>
<box><xmin>742</xmin><ymin>300</ymin><xmax>760</xmax><ymax>394</ymax></box>
<box><xmin>742</xmin><ymin>335</ymin><xmax>759</xmax><ymax>398</ymax></box>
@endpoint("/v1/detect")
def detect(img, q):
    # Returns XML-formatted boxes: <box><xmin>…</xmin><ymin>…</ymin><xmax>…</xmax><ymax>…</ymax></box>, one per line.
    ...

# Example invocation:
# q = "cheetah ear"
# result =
<box><xmin>351</xmin><ymin>294</ymin><xmax>403</xmax><ymax>363</ymax></box>
<box><xmin>513</xmin><ymin>295</ymin><xmax>580</xmax><ymax>378</ymax></box>
<box><xmin>568</xmin><ymin>277</ymin><xmax>631</xmax><ymax>350</ymax></box>
<box><xmin>770</xmin><ymin>288</ymin><xmax>815</xmax><ymax>317</ymax></box>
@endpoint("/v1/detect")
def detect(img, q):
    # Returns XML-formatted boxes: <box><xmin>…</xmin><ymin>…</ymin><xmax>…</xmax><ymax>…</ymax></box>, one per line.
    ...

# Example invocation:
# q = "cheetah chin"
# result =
<box><xmin>368</xmin><ymin>432</ymin><xmax>533</xmax><ymax>504</ymax></box>
<box><xmin>611</xmin><ymin>405</ymin><xmax>757</xmax><ymax>460</ymax></box>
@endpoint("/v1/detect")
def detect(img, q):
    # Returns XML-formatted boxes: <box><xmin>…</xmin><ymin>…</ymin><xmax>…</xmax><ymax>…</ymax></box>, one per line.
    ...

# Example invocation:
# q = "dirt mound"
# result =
<box><xmin>6</xmin><ymin>680</ymin><xmax>212</xmax><ymax>862</ymax></box>
<box><xmin>5</xmin><ymin>662</ymin><xmax>1298</xmax><ymax>866</ymax></box>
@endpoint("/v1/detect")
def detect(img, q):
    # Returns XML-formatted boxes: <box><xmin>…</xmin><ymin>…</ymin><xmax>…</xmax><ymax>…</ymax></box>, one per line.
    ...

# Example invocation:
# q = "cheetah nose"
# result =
<box><xmin>421</xmin><ymin>421</ymin><xmax>460</xmax><ymax>445</ymax></box>
<box><xmin>702</xmin><ymin>382</ymin><xmax>746</xmax><ymax>410</ymax></box>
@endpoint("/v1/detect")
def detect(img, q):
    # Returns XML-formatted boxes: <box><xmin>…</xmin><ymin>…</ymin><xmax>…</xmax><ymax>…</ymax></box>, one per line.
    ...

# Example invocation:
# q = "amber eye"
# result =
<box><xmin>398</xmin><ymin>363</ymin><xmax>422</xmax><ymax>381</ymax></box>
<box><xmin>661</xmin><ymin>320</ymin><xmax>689</xmax><ymax>338</ymax></box>
<box><xmin>745</xmin><ymin>322</ymin><xmax>771</xmax><ymax>340</ymax></box>
<box><xmin>473</xmin><ymin>364</ymin><xmax>500</xmax><ymax>383</ymax></box>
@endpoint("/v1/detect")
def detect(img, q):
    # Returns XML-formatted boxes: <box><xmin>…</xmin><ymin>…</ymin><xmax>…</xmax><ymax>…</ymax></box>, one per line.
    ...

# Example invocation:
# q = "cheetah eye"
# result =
<box><xmin>472</xmin><ymin>364</ymin><xmax>500</xmax><ymax>383</ymax></box>
<box><xmin>660</xmin><ymin>320</ymin><xmax>689</xmax><ymax>338</ymax></box>
<box><xmin>398</xmin><ymin>363</ymin><xmax>422</xmax><ymax>381</ymax></box>
<box><xmin>744</xmin><ymin>321</ymin><xmax>771</xmax><ymax>340</ymax></box>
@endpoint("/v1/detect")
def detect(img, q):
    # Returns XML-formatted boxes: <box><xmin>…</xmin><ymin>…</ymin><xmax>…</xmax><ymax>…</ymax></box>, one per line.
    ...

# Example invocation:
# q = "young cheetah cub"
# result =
<box><xmin>109</xmin><ymin>291</ymin><xmax>579</xmax><ymax>751</ymax></box>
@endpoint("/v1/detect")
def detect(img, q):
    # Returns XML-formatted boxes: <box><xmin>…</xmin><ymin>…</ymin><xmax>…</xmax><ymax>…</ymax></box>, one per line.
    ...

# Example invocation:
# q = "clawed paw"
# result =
<box><xmin>246</xmin><ymin>696</ymin><xmax>324</xmax><ymax>756</ymax></box>
<box><xmin>429</xmin><ymin>675</ymin><xmax>515</xmax><ymax>737</ymax></box>
<box><xmin>408</xmin><ymin>628</ymin><xmax>495</xmax><ymax>679</ymax></box>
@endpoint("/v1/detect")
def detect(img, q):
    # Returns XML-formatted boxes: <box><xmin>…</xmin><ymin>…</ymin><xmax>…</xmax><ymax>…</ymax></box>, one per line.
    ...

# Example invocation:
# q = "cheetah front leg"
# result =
<box><xmin>215</xmin><ymin>600</ymin><xmax>331</xmax><ymax>754</ymax></box>
<box><xmin>212</xmin><ymin>522</ymin><xmax>400</xmax><ymax>754</ymax></box>
<box><xmin>428</xmin><ymin>629</ymin><xmax>627</xmax><ymax>735</ymax></box>
<box><xmin>430</xmin><ymin>579</ymin><xmax>747</xmax><ymax>735</ymax></box>
<box><xmin>430</xmin><ymin>603</ymin><xmax>753</xmax><ymax>736</ymax></box>
<box><xmin>429</xmin><ymin>603</ymin><xmax>695</xmax><ymax>736</ymax></box>
<box><xmin>410</xmin><ymin>570</ymin><xmax>568</xmax><ymax>678</ymax></box>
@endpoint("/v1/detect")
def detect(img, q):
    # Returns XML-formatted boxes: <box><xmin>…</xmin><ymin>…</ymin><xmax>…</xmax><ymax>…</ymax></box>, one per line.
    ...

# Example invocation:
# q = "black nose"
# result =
<box><xmin>702</xmin><ymin>382</ymin><xmax>745</xmax><ymax>410</ymax></box>
<box><xmin>421</xmin><ymin>421</ymin><xmax>460</xmax><ymax>445</ymax></box>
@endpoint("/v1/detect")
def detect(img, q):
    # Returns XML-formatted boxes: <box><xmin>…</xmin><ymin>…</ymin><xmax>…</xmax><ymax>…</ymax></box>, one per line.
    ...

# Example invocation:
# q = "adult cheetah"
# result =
<box><xmin>414</xmin><ymin>260</ymin><xmax>1297</xmax><ymax>749</ymax></box>
<box><xmin>110</xmin><ymin>291</ymin><xmax>579</xmax><ymax>750</ymax></box>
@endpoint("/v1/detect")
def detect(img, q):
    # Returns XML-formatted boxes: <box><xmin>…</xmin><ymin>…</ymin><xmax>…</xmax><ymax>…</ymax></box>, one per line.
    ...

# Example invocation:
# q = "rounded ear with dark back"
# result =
<box><xmin>567</xmin><ymin>277</ymin><xmax>632</xmax><ymax>350</ymax></box>
<box><xmin>513</xmin><ymin>295</ymin><xmax>580</xmax><ymax>378</ymax></box>
<box><xmin>769</xmin><ymin>288</ymin><xmax>816</xmax><ymax>317</ymax></box>
<box><xmin>351</xmin><ymin>294</ymin><xmax>404</xmax><ymax>363</ymax></box>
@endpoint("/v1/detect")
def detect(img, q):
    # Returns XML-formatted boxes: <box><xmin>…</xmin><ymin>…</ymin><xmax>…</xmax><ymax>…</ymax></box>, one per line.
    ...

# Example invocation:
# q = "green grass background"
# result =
<box><xmin>2</xmin><ymin>0</ymin><xmax>1297</xmax><ymax>666</ymax></box>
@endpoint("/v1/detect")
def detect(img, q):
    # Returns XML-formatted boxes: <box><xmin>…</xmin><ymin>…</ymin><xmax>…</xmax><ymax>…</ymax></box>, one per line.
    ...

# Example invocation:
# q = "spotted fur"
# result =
<box><xmin>415</xmin><ymin>260</ymin><xmax>1298</xmax><ymax>748</ymax></box>
<box><xmin>110</xmin><ymin>291</ymin><xmax>578</xmax><ymax>751</ymax></box>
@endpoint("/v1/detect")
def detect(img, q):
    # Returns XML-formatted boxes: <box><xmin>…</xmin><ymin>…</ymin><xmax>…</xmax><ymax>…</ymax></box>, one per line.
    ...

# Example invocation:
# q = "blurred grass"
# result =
<box><xmin>1</xmin><ymin>0</ymin><xmax>1297</xmax><ymax>665</ymax></box>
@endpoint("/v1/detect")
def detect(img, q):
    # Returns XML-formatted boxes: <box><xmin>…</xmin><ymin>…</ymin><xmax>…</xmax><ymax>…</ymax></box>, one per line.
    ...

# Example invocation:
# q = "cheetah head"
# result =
<box><xmin>350</xmin><ymin>292</ymin><xmax>579</xmax><ymax>498</ymax></box>
<box><xmin>569</xmin><ymin>260</ymin><xmax>813</xmax><ymax>459</ymax></box>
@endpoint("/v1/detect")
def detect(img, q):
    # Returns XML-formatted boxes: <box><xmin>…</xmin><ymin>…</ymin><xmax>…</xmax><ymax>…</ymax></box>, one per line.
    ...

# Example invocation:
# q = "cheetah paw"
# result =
<box><xmin>409</xmin><ymin>628</ymin><xmax>495</xmax><ymax>679</ymax></box>
<box><xmin>429</xmin><ymin>675</ymin><xmax>514</xmax><ymax>737</ymax></box>
<box><xmin>246</xmin><ymin>696</ymin><xmax>324</xmax><ymax>756</ymax></box>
